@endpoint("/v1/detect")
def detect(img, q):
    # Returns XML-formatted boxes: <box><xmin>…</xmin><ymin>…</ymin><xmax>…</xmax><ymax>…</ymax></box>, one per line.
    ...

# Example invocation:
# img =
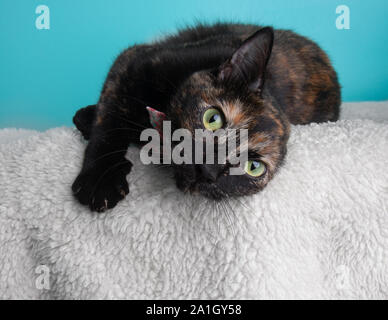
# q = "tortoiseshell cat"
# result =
<box><xmin>72</xmin><ymin>23</ymin><xmax>340</xmax><ymax>212</ymax></box>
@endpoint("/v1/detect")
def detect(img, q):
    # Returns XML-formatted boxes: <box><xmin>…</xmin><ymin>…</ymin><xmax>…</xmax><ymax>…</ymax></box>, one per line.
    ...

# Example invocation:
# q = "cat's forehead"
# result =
<box><xmin>197</xmin><ymin>98</ymin><xmax>254</xmax><ymax>129</ymax></box>
<box><xmin>179</xmin><ymin>87</ymin><xmax>261</xmax><ymax>131</ymax></box>
<box><xmin>176</xmin><ymin>73</ymin><xmax>285</xmax><ymax>140</ymax></box>
<box><xmin>183</xmin><ymin>72</ymin><xmax>219</xmax><ymax>94</ymax></box>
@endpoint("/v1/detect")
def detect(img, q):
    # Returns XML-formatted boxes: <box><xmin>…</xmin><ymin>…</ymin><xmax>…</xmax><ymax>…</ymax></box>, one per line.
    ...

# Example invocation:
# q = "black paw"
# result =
<box><xmin>73</xmin><ymin>105</ymin><xmax>96</xmax><ymax>140</ymax></box>
<box><xmin>72</xmin><ymin>159</ymin><xmax>132</xmax><ymax>212</ymax></box>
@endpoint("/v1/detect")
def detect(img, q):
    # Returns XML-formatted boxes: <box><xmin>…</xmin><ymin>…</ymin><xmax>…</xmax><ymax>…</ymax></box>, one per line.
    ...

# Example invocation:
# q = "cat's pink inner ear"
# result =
<box><xmin>146</xmin><ymin>106</ymin><xmax>167</xmax><ymax>133</ymax></box>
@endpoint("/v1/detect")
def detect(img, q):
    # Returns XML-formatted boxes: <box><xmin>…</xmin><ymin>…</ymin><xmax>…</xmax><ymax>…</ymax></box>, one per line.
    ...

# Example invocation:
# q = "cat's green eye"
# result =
<box><xmin>244</xmin><ymin>160</ymin><xmax>266</xmax><ymax>177</ymax></box>
<box><xmin>203</xmin><ymin>108</ymin><xmax>223</xmax><ymax>131</ymax></box>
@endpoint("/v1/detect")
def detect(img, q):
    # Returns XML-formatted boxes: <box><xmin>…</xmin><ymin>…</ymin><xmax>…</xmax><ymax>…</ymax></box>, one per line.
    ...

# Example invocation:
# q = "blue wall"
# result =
<box><xmin>1</xmin><ymin>0</ymin><xmax>387</xmax><ymax>130</ymax></box>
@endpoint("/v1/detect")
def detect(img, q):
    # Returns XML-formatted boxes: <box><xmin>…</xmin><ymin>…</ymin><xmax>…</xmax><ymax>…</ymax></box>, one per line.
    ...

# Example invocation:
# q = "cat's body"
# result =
<box><xmin>72</xmin><ymin>23</ymin><xmax>341</xmax><ymax>212</ymax></box>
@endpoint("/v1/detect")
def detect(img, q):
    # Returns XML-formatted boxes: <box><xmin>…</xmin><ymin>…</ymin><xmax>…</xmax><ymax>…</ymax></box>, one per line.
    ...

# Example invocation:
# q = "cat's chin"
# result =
<box><xmin>187</xmin><ymin>182</ymin><xmax>226</xmax><ymax>201</ymax></box>
<box><xmin>174</xmin><ymin>168</ymin><xmax>227</xmax><ymax>201</ymax></box>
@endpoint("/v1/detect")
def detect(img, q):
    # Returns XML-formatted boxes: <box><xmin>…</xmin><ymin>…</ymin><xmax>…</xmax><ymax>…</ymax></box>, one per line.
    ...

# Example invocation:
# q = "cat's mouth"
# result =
<box><xmin>182</xmin><ymin>180</ymin><xmax>226</xmax><ymax>201</ymax></box>
<box><xmin>197</xmin><ymin>182</ymin><xmax>226</xmax><ymax>201</ymax></box>
<box><xmin>174</xmin><ymin>164</ymin><xmax>228</xmax><ymax>200</ymax></box>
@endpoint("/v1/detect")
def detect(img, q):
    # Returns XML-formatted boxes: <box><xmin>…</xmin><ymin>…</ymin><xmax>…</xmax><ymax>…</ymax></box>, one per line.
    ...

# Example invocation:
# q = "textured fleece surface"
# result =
<box><xmin>0</xmin><ymin>102</ymin><xmax>388</xmax><ymax>299</ymax></box>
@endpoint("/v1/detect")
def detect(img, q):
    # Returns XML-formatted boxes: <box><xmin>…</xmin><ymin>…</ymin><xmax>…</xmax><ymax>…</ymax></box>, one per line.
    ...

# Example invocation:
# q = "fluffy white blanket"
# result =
<box><xmin>0</xmin><ymin>102</ymin><xmax>388</xmax><ymax>299</ymax></box>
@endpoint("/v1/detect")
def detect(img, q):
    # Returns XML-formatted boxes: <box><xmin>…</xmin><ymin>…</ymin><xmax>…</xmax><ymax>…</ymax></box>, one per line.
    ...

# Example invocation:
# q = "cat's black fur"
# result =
<box><xmin>72</xmin><ymin>23</ymin><xmax>341</xmax><ymax>212</ymax></box>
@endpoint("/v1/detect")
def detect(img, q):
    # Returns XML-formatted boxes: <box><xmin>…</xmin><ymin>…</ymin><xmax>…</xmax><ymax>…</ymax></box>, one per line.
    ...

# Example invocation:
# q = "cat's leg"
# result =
<box><xmin>72</xmin><ymin>45</ymin><xmax>174</xmax><ymax>212</ymax></box>
<box><xmin>73</xmin><ymin>104</ymin><xmax>96</xmax><ymax>140</ymax></box>
<box><xmin>72</xmin><ymin>102</ymin><xmax>149</xmax><ymax>212</ymax></box>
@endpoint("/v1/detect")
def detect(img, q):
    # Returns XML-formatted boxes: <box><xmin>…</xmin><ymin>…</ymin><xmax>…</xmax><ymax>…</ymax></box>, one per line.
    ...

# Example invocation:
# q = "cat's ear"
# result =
<box><xmin>218</xmin><ymin>27</ymin><xmax>274</xmax><ymax>93</ymax></box>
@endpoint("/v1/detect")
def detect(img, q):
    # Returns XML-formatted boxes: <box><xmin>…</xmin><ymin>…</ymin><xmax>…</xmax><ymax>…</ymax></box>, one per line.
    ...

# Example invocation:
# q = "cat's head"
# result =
<box><xmin>168</xmin><ymin>27</ymin><xmax>290</xmax><ymax>200</ymax></box>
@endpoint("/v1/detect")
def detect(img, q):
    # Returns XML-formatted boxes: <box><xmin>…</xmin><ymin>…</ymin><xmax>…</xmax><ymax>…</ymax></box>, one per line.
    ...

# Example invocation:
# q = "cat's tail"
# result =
<box><xmin>73</xmin><ymin>104</ymin><xmax>96</xmax><ymax>140</ymax></box>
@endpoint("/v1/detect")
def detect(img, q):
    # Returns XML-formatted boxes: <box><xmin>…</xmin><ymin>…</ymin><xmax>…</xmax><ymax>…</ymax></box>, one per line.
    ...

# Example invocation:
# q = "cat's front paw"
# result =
<box><xmin>72</xmin><ymin>159</ymin><xmax>132</xmax><ymax>212</ymax></box>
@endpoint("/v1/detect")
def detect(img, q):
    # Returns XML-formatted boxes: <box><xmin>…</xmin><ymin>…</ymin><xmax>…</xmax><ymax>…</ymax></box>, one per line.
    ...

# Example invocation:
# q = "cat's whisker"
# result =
<box><xmin>211</xmin><ymin>184</ymin><xmax>239</xmax><ymax>238</ymax></box>
<box><xmin>220</xmin><ymin>199</ymin><xmax>236</xmax><ymax>238</ymax></box>
<box><xmin>104</xmin><ymin>110</ymin><xmax>149</xmax><ymax>130</ymax></box>
<box><xmin>87</xmin><ymin>160</ymin><xmax>131</xmax><ymax>202</ymax></box>
<box><xmin>122</xmin><ymin>75</ymin><xmax>176</xmax><ymax>98</ymax></box>
<box><xmin>86</xmin><ymin>149</ymin><xmax>134</xmax><ymax>167</ymax></box>
<box><xmin>157</xmin><ymin>73</ymin><xmax>179</xmax><ymax>91</ymax></box>
<box><xmin>214</xmin><ymin>200</ymin><xmax>222</xmax><ymax>237</ymax></box>
<box><xmin>233</xmin><ymin>195</ymin><xmax>251</xmax><ymax>213</ymax></box>
<box><xmin>102</xmin><ymin>127</ymin><xmax>144</xmax><ymax>136</ymax></box>
<box><xmin>121</xmin><ymin>94</ymin><xmax>149</xmax><ymax>108</ymax></box>
<box><xmin>224</xmin><ymin>198</ymin><xmax>240</xmax><ymax>237</ymax></box>
<box><xmin>213</xmin><ymin>199</ymin><xmax>225</xmax><ymax>235</ymax></box>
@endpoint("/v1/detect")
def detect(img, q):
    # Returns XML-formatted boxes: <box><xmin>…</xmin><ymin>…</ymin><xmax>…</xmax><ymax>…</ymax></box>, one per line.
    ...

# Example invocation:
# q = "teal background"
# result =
<box><xmin>0</xmin><ymin>0</ymin><xmax>387</xmax><ymax>130</ymax></box>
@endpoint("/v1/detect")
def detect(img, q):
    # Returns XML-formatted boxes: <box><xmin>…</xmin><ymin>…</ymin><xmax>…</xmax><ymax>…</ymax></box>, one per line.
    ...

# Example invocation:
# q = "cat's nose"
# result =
<box><xmin>198</xmin><ymin>164</ymin><xmax>220</xmax><ymax>182</ymax></box>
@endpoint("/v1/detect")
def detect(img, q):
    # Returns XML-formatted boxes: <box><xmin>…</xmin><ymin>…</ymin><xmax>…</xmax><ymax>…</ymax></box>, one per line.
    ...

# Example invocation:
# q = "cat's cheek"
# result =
<box><xmin>196</xmin><ymin>182</ymin><xmax>226</xmax><ymax>201</ymax></box>
<box><xmin>218</xmin><ymin>174</ymin><xmax>269</xmax><ymax>197</ymax></box>
<box><xmin>173</xmin><ymin>164</ymin><xmax>197</xmax><ymax>193</ymax></box>
<box><xmin>175</xmin><ymin>178</ymin><xmax>192</xmax><ymax>193</ymax></box>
